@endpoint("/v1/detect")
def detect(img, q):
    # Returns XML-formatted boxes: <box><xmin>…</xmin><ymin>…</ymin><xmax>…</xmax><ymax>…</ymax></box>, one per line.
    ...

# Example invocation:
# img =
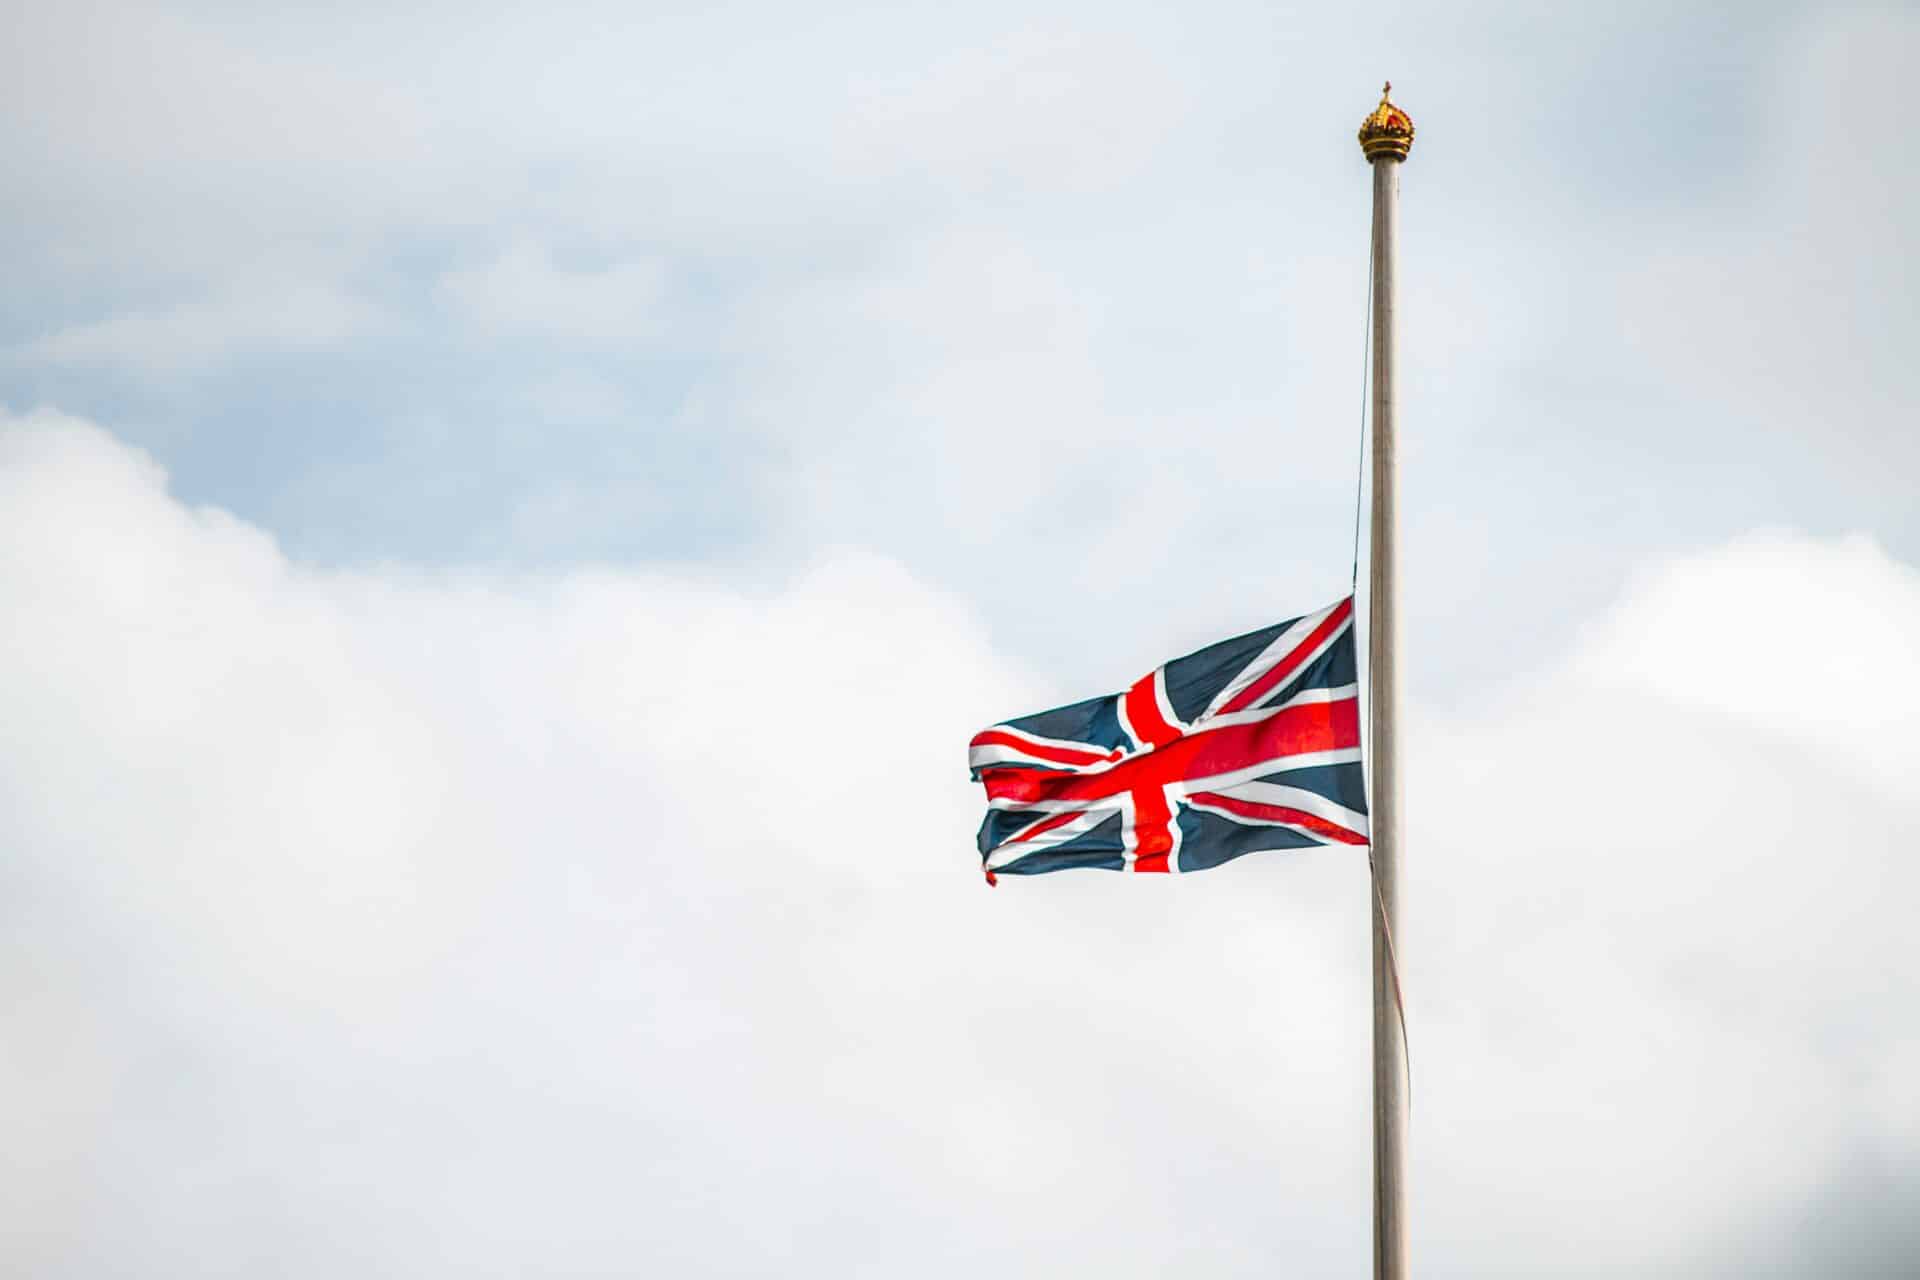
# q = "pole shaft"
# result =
<box><xmin>1367</xmin><ymin>153</ymin><xmax>1408</xmax><ymax>1280</ymax></box>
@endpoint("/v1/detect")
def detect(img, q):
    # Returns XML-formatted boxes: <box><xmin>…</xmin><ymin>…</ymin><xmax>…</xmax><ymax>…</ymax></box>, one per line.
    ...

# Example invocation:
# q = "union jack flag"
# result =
<box><xmin>968</xmin><ymin>597</ymin><xmax>1368</xmax><ymax>881</ymax></box>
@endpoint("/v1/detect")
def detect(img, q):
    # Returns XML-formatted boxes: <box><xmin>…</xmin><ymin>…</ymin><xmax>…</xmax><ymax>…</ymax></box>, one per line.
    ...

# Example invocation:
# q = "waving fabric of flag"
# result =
<box><xmin>968</xmin><ymin>597</ymin><xmax>1368</xmax><ymax>882</ymax></box>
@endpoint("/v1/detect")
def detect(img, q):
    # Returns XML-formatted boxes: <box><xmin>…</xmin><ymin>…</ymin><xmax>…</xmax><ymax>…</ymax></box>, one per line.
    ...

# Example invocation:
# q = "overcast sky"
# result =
<box><xmin>3</xmin><ymin>2</ymin><xmax>1917</xmax><ymax>1276</ymax></box>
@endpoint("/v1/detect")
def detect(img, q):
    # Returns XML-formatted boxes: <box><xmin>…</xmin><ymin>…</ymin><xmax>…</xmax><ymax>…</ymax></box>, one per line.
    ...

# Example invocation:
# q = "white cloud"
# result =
<box><xmin>6</xmin><ymin>1</ymin><xmax>1913</xmax><ymax>674</ymax></box>
<box><xmin>1572</xmin><ymin>529</ymin><xmax>1920</xmax><ymax>793</ymax></box>
<box><xmin>0</xmin><ymin>1</ymin><xmax>449</xmax><ymax>280</ymax></box>
<box><xmin>1</xmin><ymin>411</ymin><xmax>1915</xmax><ymax>1275</ymax></box>
<box><xmin>1606</xmin><ymin>7</ymin><xmax>1920</xmax><ymax>475</ymax></box>
<box><xmin>438</xmin><ymin>242</ymin><xmax>667</xmax><ymax>344</ymax></box>
<box><xmin>1413</xmin><ymin>534</ymin><xmax>1920</xmax><ymax>1273</ymax></box>
<box><xmin>12</xmin><ymin>281</ymin><xmax>385</xmax><ymax>372</ymax></box>
<box><xmin>0</xmin><ymin>409</ymin><xmax>1369</xmax><ymax>1275</ymax></box>
<box><xmin>845</xmin><ymin>24</ymin><xmax>1189</xmax><ymax>195</ymax></box>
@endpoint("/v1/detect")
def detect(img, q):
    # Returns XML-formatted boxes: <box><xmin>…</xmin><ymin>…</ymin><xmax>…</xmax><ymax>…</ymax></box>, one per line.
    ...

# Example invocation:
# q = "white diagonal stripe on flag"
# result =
<box><xmin>1202</xmin><ymin>598</ymin><xmax>1343</xmax><ymax>718</ymax></box>
<box><xmin>1199</xmin><ymin>778</ymin><xmax>1370</xmax><ymax>839</ymax></box>
<box><xmin>987</xmin><ymin>805</ymin><xmax>1120</xmax><ymax>870</ymax></box>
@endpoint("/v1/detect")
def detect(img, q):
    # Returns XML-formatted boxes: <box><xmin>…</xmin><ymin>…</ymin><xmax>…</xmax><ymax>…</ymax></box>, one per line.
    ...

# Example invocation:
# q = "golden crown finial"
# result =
<box><xmin>1359</xmin><ymin>81</ymin><xmax>1415</xmax><ymax>162</ymax></box>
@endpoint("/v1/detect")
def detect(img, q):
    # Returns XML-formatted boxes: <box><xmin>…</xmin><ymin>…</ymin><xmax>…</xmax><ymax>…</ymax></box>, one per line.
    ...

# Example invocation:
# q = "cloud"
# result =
<box><xmin>437</xmin><ymin>242</ymin><xmax>668</xmax><ymax>344</ymax></box>
<box><xmin>0</xmin><ymin>1</ymin><xmax>447</xmax><ymax>280</ymax></box>
<box><xmin>1605</xmin><ymin>7</ymin><xmax>1920</xmax><ymax>476</ymax></box>
<box><xmin>1572</xmin><ymin>530</ymin><xmax>1920</xmax><ymax>793</ymax></box>
<box><xmin>1</xmin><ymin>409</ymin><xmax>1373</xmax><ymax>1276</ymax></box>
<box><xmin>5</xmin><ymin>0</ymin><xmax>1913</xmax><ymax>659</ymax></box>
<box><xmin>1414</xmin><ymin>530</ymin><xmax>1920</xmax><ymax>1275</ymax></box>
<box><xmin>11</xmin><ymin>281</ymin><xmax>386</xmax><ymax>373</ymax></box>
<box><xmin>1</xmin><ymin>411</ymin><xmax>1915</xmax><ymax>1276</ymax></box>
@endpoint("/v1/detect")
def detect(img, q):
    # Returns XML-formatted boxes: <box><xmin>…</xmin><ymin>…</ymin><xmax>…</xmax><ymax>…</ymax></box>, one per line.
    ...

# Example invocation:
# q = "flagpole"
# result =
<box><xmin>1359</xmin><ymin>82</ymin><xmax>1414</xmax><ymax>1280</ymax></box>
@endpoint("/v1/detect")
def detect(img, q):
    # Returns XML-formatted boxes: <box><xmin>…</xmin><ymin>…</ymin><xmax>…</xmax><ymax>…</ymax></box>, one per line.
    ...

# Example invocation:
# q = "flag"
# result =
<box><xmin>968</xmin><ymin>597</ymin><xmax>1368</xmax><ymax>881</ymax></box>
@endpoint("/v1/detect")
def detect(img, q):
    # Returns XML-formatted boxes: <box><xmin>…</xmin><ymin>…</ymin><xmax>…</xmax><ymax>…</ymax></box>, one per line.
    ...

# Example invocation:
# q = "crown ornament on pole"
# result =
<box><xmin>1358</xmin><ymin>81</ymin><xmax>1415</xmax><ymax>162</ymax></box>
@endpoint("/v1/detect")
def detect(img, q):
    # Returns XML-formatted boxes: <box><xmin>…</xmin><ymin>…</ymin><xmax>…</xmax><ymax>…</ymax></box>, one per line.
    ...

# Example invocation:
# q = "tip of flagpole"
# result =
<box><xmin>1358</xmin><ymin>82</ymin><xmax>1415</xmax><ymax>162</ymax></box>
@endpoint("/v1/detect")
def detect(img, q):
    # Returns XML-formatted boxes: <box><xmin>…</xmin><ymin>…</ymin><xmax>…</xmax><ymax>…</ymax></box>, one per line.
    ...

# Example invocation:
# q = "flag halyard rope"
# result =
<box><xmin>1369</xmin><ymin>850</ymin><xmax>1412</xmax><ymax>1110</ymax></box>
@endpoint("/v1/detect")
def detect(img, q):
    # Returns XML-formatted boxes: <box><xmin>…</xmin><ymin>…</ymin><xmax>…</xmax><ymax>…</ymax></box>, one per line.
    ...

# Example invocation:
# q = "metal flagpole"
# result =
<box><xmin>1358</xmin><ymin>81</ymin><xmax>1414</xmax><ymax>1280</ymax></box>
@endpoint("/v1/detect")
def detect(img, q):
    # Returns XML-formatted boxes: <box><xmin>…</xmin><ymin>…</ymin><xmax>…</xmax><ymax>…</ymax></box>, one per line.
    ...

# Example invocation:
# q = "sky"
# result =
<box><xmin>1</xmin><ymin>1</ymin><xmax>1916</xmax><ymax>1276</ymax></box>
